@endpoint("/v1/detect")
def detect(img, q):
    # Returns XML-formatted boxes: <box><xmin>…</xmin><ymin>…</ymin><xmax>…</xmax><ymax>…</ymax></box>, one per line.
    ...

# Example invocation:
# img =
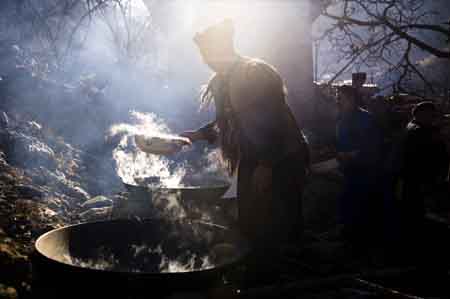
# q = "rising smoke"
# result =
<box><xmin>0</xmin><ymin>1</ymin><xmax>224</xmax><ymax>197</ymax></box>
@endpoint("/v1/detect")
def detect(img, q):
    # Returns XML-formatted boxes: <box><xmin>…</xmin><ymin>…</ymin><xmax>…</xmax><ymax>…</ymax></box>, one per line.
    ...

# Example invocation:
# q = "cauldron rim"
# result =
<box><xmin>34</xmin><ymin>218</ymin><xmax>249</xmax><ymax>276</ymax></box>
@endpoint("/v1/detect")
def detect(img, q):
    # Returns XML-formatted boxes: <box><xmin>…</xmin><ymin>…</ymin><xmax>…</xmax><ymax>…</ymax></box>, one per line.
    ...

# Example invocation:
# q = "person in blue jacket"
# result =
<box><xmin>336</xmin><ymin>86</ymin><xmax>384</xmax><ymax>248</ymax></box>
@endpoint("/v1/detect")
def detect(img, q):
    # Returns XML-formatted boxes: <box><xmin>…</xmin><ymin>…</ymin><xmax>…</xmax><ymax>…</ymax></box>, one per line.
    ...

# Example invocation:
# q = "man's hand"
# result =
<box><xmin>252</xmin><ymin>164</ymin><xmax>272</xmax><ymax>194</ymax></box>
<box><xmin>180</xmin><ymin>130</ymin><xmax>204</xmax><ymax>143</ymax></box>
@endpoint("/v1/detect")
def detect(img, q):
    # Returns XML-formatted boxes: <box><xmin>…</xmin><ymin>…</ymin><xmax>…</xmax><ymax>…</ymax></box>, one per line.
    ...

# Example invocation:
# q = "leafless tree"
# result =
<box><xmin>0</xmin><ymin>0</ymin><xmax>136</xmax><ymax>66</ymax></box>
<box><xmin>314</xmin><ymin>0</ymin><xmax>450</xmax><ymax>96</ymax></box>
<box><xmin>98</xmin><ymin>0</ymin><xmax>154</xmax><ymax>66</ymax></box>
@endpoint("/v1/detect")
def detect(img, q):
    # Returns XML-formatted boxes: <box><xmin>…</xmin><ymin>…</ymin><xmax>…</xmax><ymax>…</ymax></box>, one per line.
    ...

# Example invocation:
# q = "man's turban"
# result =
<box><xmin>193</xmin><ymin>19</ymin><xmax>235</xmax><ymax>48</ymax></box>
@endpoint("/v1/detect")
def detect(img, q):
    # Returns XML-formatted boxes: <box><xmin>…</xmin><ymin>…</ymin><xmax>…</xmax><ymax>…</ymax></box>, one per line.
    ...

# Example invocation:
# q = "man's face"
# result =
<box><xmin>197</xmin><ymin>44</ymin><xmax>231</xmax><ymax>73</ymax></box>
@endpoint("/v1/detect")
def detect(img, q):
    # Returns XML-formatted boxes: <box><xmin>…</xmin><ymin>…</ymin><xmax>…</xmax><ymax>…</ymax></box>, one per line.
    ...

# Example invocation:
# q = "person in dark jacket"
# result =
<box><xmin>335</xmin><ymin>86</ymin><xmax>384</xmax><ymax>247</ymax></box>
<box><xmin>400</xmin><ymin>102</ymin><xmax>449</xmax><ymax>243</ymax></box>
<box><xmin>181</xmin><ymin>19</ymin><xmax>310</xmax><ymax>252</ymax></box>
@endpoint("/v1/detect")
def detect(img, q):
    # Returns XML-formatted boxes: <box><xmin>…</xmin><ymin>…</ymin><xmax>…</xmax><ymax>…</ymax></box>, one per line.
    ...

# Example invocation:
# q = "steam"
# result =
<box><xmin>63</xmin><ymin>243</ymin><xmax>216</xmax><ymax>273</ymax></box>
<box><xmin>152</xmin><ymin>191</ymin><xmax>187</xmax><ymax>219</ymax></box>
<box><xmin>109</xmin><ymin>110</ymin><xmax>230</xmax><ymax>188</ymax></box>
<box><xmin>159</xmin><ymin>254</ymin><xmax>214</xmax><ymax>273</ymax></box>
<box><xmin>62</xmin><ymin>248</ymin><xmax>120</xmax><ymax>271</ymax></box>
<box><xmin>108</xmin><ymin>110</ymin><xmax>232</xmax><ymax>221</ymax></box>
<box><xmin>57</xmin><ymin>215</ymin><xmax>239</xmax><ymax>275</ymax></box>
<box><xmin>109</xmin><ymin>111</ymin><xmax>186</xmax><ymax>187</ymax></box>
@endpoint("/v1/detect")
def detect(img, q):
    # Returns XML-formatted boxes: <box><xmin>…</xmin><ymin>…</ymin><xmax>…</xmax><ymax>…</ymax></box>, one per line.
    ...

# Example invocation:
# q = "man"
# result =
<box><xmin>335</xmin><ymin>86</ymin><xmax>384</xmax><ymax>247</ymax></box>
<box><xmin>400</xmin><ymin>102</ymin><xmax>449</xmax><ymax>241</ymax></box>
<box><xmin>182</xmin><ymin>19</ymin><xmax>310</xmax><ymax>251</ymax></box>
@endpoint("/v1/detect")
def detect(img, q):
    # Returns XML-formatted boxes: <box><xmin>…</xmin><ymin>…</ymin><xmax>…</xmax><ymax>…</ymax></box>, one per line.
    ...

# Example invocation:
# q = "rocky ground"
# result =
<box><xmin>0</xmin><ymin>109</ymin><xmax>126</xmax><ymax>298</ymax></box>
<box><xmin>0</xmin><ymin>64</ymin><xmax>131</xmax><ymax>297</ymax></box>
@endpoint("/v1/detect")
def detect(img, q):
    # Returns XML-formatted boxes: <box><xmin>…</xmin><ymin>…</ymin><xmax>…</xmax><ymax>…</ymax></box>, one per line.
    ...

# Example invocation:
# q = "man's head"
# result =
<box><xmin>194</xmin><ymin>19</ymin><xmax>236</xmax><ymax>73</ymax></box>
<box><xmin>337</xmin><ymin>85</ymin><xmax>358</xmax><ymax>115</ymax></box>
<box><xmin>412</xmin><ymin>101</ymin><xmax>438</xmax><ymax>127</ymax></box>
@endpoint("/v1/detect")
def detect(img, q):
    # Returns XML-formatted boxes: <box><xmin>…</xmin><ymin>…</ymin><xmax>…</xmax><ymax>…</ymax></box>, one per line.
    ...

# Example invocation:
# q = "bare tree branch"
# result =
<box><xmin>318</xmin><ymin>0</ymin><xmax>450</xmax><ymax>96</ymax></box>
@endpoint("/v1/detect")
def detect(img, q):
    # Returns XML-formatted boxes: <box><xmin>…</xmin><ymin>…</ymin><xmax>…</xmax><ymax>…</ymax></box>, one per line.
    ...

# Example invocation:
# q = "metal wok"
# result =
<box><xmin>123</xmin><ymin>176</ymin><xmax>231</xmax><ymax>202</ymax></box>
<box><xmin>33</xmin><ymin>218</ymin><xmax>249</xmax><ymax>298</ymax></box>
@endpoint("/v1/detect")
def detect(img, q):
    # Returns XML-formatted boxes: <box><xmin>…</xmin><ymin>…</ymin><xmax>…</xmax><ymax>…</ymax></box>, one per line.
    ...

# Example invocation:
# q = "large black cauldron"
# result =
<box><xmin>33</xmin><ymin>218</ymin><xmax>249</xmax><ymax>298</ymax></box>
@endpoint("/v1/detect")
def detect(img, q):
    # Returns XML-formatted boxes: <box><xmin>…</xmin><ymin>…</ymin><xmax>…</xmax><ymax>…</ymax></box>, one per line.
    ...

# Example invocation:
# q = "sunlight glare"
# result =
<box><xmin>130</xmin><ymin>0</ymin><xmax>150</xmax><ymax>18</ymax></box>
